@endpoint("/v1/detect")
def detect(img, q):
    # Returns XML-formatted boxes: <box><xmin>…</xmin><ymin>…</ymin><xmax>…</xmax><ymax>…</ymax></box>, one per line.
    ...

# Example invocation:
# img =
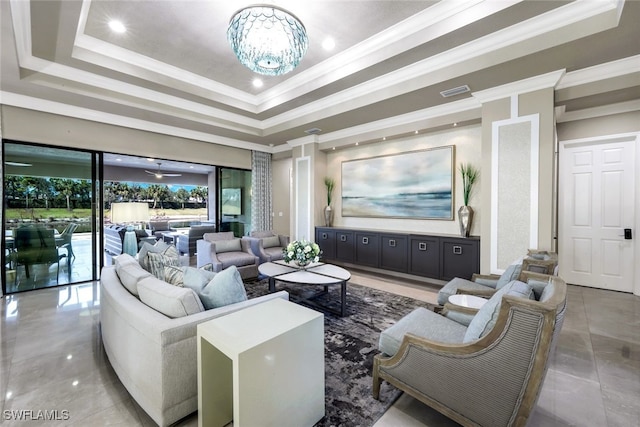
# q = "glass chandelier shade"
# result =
<box><xmin>227</xmin><ymin>5</ymin><xmax>308</xmax><ymax>76</ymax></box>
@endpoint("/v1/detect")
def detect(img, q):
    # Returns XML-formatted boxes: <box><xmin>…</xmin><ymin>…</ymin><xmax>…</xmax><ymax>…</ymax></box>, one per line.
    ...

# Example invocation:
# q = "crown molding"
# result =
<box><xmin>556</xmin><ymin>54</ymin><xmax>640</xmax><ymax>89</ymax></box>
<box><xmin>286</xmin><ymin>98</ymin><xmax>481</xmax><ymax>150</ymax></box>
<box><xmin>556</xmin><ymin>99</ymin><xmax>640</xmax><ymax>123</ymax></box>
<box><xmin>0</xmin><ymin>92</ymin><xmax>272</xmax><ymax>153</ymax></box>
<box><xmin>472</xmin><ymin>70</ymin><xmax>566</xmax><ymax>104</ymax></box>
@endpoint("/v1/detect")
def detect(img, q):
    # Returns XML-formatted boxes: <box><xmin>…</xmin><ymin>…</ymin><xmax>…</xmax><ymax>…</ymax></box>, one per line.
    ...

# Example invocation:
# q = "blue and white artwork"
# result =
<box><xmin>341</xmin><ymin>146</ymin><xmax>453</xmax><ymax>219</ymax></box>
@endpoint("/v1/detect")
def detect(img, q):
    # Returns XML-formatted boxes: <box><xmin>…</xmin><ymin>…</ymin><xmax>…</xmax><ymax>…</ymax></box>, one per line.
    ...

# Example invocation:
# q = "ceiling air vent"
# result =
<box><xmin>440</xmin><ymin>85</ymin><xmax>470</xmax><ymax>98</ymax></box>
<box><xmin>304</xmin><ymin>127</ymin><xmax>322</xmax><ymax>135</ymax></box>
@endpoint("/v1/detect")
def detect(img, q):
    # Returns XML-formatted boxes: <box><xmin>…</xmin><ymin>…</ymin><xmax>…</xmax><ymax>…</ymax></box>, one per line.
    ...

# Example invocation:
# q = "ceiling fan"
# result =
<box><xmin>145</xmin><ymin>162</ymin><xmax>182</xmax><ymax>178</ymax></box>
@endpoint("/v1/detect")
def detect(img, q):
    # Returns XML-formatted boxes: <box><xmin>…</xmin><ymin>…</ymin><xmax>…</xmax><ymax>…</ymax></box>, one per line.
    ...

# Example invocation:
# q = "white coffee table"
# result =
<box><xmin>258</xmin><ymin>261</ymin><xmax>351</xmax><ymax>316</ymax></box>
<box><xmin>197</xmin><ymin>298</ymin><xmax>325</xmax><ymax>427</ymax></box>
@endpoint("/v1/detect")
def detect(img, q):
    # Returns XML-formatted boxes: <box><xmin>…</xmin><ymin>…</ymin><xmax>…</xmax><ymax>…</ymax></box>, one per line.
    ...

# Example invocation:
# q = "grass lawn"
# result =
<box><xmin>5</xmin><ymin>208</ymin><xmax>209</xmax><ymax>221</ymax></box>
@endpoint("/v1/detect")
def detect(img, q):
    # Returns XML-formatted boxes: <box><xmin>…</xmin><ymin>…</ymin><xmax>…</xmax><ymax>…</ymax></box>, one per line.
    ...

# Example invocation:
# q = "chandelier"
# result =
<box><xmin>227</xmin><ymin>5</ymin><xmax>308</xmax><ymax>76</ymax></box>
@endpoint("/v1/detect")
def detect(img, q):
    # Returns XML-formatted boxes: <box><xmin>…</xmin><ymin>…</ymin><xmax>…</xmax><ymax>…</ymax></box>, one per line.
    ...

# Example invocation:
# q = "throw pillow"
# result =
<box><xmin>496</xmin><ymin>262</ymin><xmax>523</xmax><ymax>289</ymax></box>
<box><xmin>182</xmin><ymin>266</ymin><xmax>217</xmax><ymax>293</ymax></box>
<box><xmin>138</xmin><ymin>240</ymin><xmax>169</xmax><ymax>272</ymax></box>
<box><xmin>214</xmin><ymin>238</ymin><xmax>242</xmax><ymax>253</ymax></box>
<box><xmin>137</xmin><ymin>276</ymin><xmax>204</xmax><ymax>318</ymax></box>
<box><xmin>164</xmin><ymin>265</ymin><xmax>185</xmax><ymax>287</ymax></box>
<box><xmin>147</xmin><ymin>251</ymin><xmax>181</xmax><ymax>281</ymax></box>
<box><xmin>199</xmin><ymin>265</ymin><xmax>247</xmax><ymax>309</ymax></box>
<box><xmin>114</xmin><ymin>253</ymin><xmax>151</xmax><ymax>296</ymax></box>
<box><xmin>262</xmin><ymin>235</ymin><xmax>281</xmax><ymax>248</ymax></box>
<box><xmin>463</xmin><ymin>280</ymin><xmax>534</xmax><ymax>343</ymax></box>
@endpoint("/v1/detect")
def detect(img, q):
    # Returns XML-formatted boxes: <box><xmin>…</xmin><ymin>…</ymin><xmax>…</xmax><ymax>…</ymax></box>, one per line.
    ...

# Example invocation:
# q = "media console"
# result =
<box><xmin>315</xmin><ymin>227</ymin><xmax>480</xmax><ymax>281</ymax></box>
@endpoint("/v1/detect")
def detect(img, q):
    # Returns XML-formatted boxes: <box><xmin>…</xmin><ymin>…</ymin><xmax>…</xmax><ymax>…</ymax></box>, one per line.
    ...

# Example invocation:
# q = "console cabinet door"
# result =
<box><xmin>380</xmin><ymin>234</ymin><xmax>408</xmax><ymax>273</ymax></box>
<box><xmin>440</xmin><ymin>238</ymin><xmax>480</xmax><ymax>281</ymax></box>
<box><xmin>335</xmin><ymin>231</ymin><xmax>355</xmax><ymax>263</ymax></box>
<box><xmin>316</xmin><ymin>228</ymin><xmax>336</xmax><ymax>260</ymax></box>
<box><xmin>355</xmin><ymin>232</ymin><xmax>380</xmax><ymax>267</ymax></box>
<box><xmin>409</xmin><ymin>236</ymin><xmax>440</xmax><ymax>278</ymax></box>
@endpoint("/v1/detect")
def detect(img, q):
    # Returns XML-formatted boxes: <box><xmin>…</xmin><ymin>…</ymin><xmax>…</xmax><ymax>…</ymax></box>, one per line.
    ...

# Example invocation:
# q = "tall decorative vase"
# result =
<box><xmin>324</xmin><ymin>205</ymin><xmax>333</xmax><ymax>227</ymax></box>
<box><xmin>458</xmin><ymin>205</ymin><xmax>474</xmax><ymax>238</ymax></box>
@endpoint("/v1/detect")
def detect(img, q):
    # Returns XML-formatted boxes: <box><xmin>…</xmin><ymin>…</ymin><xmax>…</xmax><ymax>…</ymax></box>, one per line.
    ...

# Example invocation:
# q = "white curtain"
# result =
<box><xmin>251</xmin><ymin>151</ymin><xmax>272</xmax><ymax>233</ymax></box>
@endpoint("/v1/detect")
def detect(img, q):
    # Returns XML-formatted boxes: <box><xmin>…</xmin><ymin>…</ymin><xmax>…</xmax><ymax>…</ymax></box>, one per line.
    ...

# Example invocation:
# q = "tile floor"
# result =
<box><xmin>0</xmin><ymin>268</ymin><xmax>638</xmax><ymax>426</ymax></box>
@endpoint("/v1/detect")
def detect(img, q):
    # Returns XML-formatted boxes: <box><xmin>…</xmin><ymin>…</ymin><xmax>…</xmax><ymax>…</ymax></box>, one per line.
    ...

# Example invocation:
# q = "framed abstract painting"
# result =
<box><xmin>341</xmin><ymin>146</ymin><xmax>454</xmax><ymax>219</ymax></box>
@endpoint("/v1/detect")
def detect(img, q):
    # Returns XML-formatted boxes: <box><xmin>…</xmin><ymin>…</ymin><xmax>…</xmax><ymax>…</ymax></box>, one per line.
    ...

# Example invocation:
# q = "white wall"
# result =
<box><xmin>325</xmin><ymin>124</ymin><xmax>482</xmax><ymax>236</ymax></box>
<box><xmin>272</xmin><ymin>157</ymin><xmax>292</xmax><ymax>236</ymax></box>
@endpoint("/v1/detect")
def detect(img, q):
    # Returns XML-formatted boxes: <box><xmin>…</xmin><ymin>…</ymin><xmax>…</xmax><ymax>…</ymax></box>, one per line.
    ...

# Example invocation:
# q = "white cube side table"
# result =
<box><xmin>197</xmin><ymin>298</ymin><xmax>325</xmax><ymax>427</ymax></box>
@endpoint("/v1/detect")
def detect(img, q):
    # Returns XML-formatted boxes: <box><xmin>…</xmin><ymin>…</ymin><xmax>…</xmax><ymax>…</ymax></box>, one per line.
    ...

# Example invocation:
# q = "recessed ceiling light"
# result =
<box><xmin>382</xmin><ymin>137</ymin><xmax>386</xmax><ymax>141</ymax></box>
<box><xmin>355</xmin><ymin>142</ymin><xmax>359</xmax><ymax>146</ymax></box>
<box><xmin>115</xmin><ymin>158</ymin><xmax>122</xmax><ymax>162</ymax></box>
<box><xmin>252</xmin><ymin>78</ymin><xmax>263</xmax><ymax>88</ymax></box>
<box><xmin>415</xmin><ymin>130</ymin><xmax>419</xmax><ymax>134</ymax></box>
<box><xmin>453</xmin><ymin>122</ymin><xmax>458</xmax><ymax>127</ymax></box>
<box><xmin>332</xmin><ymin>147</ymin><xmax>335</xmax><ymax>150</ymax></box>
<box><xmin>108</xmin><ymin>20</ymin><xmax>126</xmax><ymax>34</ymax></box>
<box><xmin>146</xmin><ymin>158</ymin><xmax>155</xmax><ymax>162</ymax></box>
<box><xmin>322</xmin><ymin>37</ymin><xmax>335</xmax><ymax>51</ymax></box>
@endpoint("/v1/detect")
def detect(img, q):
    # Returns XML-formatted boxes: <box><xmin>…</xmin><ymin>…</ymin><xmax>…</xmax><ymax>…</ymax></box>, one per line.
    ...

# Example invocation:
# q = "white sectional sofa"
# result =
<box><xmin>100</xmin><ymin>255</ymin><xmax>288</xmax><ymax>426</ymax></box>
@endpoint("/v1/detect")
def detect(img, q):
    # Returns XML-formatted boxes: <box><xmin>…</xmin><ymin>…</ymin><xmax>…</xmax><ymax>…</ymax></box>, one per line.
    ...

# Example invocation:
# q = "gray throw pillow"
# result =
<box><xmin>182</xmin><ymin>266</ymin><xmax>217</xmax><ymax>293</ymax></box>
<box><xmin>463</xmin><ymin>280</ymin><xmax>534</xmax><ymax>343</ymax></box>
<box><xmin>164</xmin><ymin>265</ymin><xmax>185</xmax><ymax>287</ymax></box>
<box><xmin>147</xmin><ymin>251</ymin><xmax>181</xmax><ymax>281</ymax></box>
<box><xmin>262</xmin><ymin>235</ymin><xmax>281</xmax><ymax>248</ymax></box>
<box><xmin>198</xmin><ymin>265</ymin><xmax>248</xmax><ymax>309</ymax></box>
<box><xmin>214</xmin><ymin>238</ymin><xmax>242</xmax><ymax>253</ymax></box>
<box><xmin>496</xmin><ymin>262</ymin><xmax>523</xmax><ymax>289</ymax></box>
<box><xmin>138</xmin><ymin>241</ymin><xmax>169</xmax><ymax>272</ymax></box>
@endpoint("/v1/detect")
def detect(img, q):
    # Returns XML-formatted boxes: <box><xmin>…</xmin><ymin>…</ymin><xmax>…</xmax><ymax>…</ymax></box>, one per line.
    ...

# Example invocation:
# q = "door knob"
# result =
<box><xmin>624</xmin><ymin>228</ymin><xmax>632</xmax><ymax>240</ymax></box>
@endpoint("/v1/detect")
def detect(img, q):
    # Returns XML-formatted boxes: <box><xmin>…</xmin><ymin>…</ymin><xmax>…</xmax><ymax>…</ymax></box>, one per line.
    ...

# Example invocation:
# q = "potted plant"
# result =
<box><xmin>458</xmin><ymin>163</ymin><xmax>479</xmax><ymax>237</ymax></box>
<box><xmin>324</xmin><ymin>177</ymin><xmax>335</xmax><ymax>227</ymax></box>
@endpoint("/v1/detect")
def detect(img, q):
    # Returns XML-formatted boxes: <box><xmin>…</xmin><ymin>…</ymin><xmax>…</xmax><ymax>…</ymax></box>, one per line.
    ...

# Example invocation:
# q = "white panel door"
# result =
<box><xmin>559</xmin><ymin>140</ymin><xmax>635</xmax><ymax>292</ymax></box>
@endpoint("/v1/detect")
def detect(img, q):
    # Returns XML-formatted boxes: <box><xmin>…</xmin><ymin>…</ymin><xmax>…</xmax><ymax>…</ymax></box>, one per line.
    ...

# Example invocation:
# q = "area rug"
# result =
<box><xmin>245</xmin><ymin>279</ymin><xmax>435</xmax><ymax>427</ymax></box>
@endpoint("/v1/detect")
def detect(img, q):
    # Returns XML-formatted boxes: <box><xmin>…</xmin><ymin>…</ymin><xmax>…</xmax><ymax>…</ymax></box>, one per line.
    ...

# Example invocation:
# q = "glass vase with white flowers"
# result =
<box><xmin>283</xmin><ymin>239</ymin><xmax>321</xmax><ymax>268</ymax></box>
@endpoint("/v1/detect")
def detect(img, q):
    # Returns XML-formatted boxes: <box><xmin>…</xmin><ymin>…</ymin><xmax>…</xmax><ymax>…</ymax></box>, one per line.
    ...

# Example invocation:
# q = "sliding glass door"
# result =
<box><xmin>219</xmin><ymin>168</ymin><xmax>252</xmax><ymax>237</ymax></box>
<box><xmin>2</xmin><ymin>141</ymin><xmax>100</xmax><ymax>294</ymax></box>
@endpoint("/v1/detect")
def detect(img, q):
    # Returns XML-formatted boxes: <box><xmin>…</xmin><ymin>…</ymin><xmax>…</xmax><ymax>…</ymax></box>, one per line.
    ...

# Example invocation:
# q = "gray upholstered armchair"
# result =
<box><xmin>437</xmin><ymin>250</ymin><xmax>558</xmax><ymax>305</ymax></box>
<box><xmin>196</xmin><ymin>231</ymin><xmax>259</xmax><ymax>280</ymax></box>
<box><xmin>243</xmin><ymin>230</ymin><xmax>289</xmax><ymax>264</ymax></box>
<box><xmin>373</xmin><ymin>275</ymin><xmax>567</xmax><ymax>427</ymax></box>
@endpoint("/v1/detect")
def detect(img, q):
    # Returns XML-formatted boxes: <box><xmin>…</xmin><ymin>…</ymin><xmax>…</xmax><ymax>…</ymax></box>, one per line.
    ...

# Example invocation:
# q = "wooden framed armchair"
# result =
<box><xmin>373</xmin><ymin>276</ymin><xmax>567</xmax><ymax>427</ymax></box>
<box><xmin>437</xmin><ymin>250</ymin><xmax>558</xmax><ymax>305</ymax></box>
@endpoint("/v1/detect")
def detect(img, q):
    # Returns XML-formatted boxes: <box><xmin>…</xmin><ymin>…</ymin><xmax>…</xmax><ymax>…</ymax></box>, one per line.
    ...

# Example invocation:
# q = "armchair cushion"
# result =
<box><xmin>463</xmin><ymin>280</ymin><xmax>534</xmax><ymax>343</ymax></box>
<box><xmin>198</xmin><ymin>265</ymin><xmax>248</xmax><ymax>309</ymax></box>
<box><xmin>262</xmin><ymin>235</ymin><xmax>281</xmax><ymax>248</ymax></box>
<box><xmin>216</xmin><ymin>251</ymin><xmax>256</xmax><ymax>268</ymax></box>
<box><xmin>379</xmin><ymin>307</ymin><xmax>467</xmax><ymax>356</ymax></box>
<box><xmin>214</xmin><ymin>238</ymin><xmax>242</xmax><ymax>253</ymax></box>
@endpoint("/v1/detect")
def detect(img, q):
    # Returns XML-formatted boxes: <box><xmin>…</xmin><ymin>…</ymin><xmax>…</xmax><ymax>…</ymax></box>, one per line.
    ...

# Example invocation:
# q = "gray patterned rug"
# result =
<box><xmin>245</xmin><ymin>279</ymin><xmax>435</xmax><ymax>427</ymax></box>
